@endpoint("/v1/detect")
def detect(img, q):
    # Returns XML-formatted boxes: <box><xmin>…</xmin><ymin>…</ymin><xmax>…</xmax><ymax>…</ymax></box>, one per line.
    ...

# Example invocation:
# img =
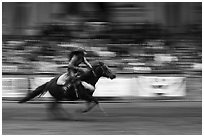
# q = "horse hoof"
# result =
<box><xmin>18</xmin><ymin>100</ymin><xmax>24</xmax><ymax>103</ymax></box>
<box><xmin>75</xmin><ymin>109</ymin><xmax>82</xmax><ymax>113</ymax></box>
<box><xmin>75</xmin><ymin>109</ymin><xmax>87</xmax><ymax>114</ymax></box>
<box><xmin>82</xmin><ymin>110</ymin><xmax>88</xmax><ymax>113</ymax></box>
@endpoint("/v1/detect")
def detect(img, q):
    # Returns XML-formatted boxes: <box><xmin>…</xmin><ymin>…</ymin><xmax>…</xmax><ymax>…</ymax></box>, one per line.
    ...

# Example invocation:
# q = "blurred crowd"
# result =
<box><xmin>2</xmin><ymin>21</ymin><xmax>202</xmax><ymax>75</ymax></box>
<box><xmin>2</xmin><ymin>2</ymin><xmax>202</xmax><ymax>75</ymax></box>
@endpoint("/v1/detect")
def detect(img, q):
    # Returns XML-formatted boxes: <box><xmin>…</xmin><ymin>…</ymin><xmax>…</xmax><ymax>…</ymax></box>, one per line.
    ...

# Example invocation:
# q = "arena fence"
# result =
<box><xmin>4</xmin><ymin>72</ymin><xmax>201</xmax><ymax>102</ymax></box>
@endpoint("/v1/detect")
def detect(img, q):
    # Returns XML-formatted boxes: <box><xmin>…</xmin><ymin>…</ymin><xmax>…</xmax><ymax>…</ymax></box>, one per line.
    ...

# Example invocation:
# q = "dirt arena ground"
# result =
<box><xmin>2</xmin><ymin>101</ymin><xmax>202</xmax><ymax>135</ymax></box>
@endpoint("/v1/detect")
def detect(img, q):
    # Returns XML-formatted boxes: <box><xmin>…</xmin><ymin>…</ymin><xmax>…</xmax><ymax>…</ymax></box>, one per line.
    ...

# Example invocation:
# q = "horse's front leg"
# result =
<box><xmin>82</xmin><ymin>101</ymin><xmax>98</xmax><ymax>113</ymax></box>
<box><xmin>82</xmin><ymin>101</ymin><xmax>108</xmax><ymax>116</ymax></box>
<box><xmin>77</xmin><ymin>85</ymin><xmax>108</xmax><ymax>115</ymax></box>
<box><xmin>97</xmin><ymin>103</ymin><xmax>108</xmax><ymax>116</ymax></box>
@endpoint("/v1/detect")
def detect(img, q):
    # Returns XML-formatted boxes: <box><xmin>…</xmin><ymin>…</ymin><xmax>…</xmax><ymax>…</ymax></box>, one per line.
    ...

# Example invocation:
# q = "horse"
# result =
<box><xmin>19</xmin><ymin>61</ymin><xmax>116</xmax><ymax>118</ymax></box>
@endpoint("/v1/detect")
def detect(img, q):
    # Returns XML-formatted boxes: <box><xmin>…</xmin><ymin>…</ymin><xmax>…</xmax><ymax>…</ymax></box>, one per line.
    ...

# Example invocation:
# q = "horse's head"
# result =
<box><xmin>93</xmin><ymin>62</ymin><xmax>116</xmax><ymax>80</ymax></box>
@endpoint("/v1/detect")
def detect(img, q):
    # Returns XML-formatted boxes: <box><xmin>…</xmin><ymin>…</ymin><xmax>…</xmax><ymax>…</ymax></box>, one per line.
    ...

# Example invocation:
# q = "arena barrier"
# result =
<box><xmin>134</xmin><ymin>76</ymin><xmax>186</xmax><ymax>97</ymax></box>
<box><xmin>2</xmin><ymin>77</ymin><xmax>29</xmax><ymax>97</ymax></box>
<box><xmin>2</xmin><ymin>75</ymin><xmax>186</xmax><ymax>98</ymax></box>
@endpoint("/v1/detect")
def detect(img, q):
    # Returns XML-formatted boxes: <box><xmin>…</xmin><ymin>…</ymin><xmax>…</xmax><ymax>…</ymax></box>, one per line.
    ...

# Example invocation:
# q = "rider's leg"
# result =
<box><xmin>72</xmin><ymin>80</ymin><xmax>81</xmax><ymax>98</ymax></box>
<box><xmin>73</xmin><ymin>83</ymin><xmax>78</xmax><ymax>98</ymax></box>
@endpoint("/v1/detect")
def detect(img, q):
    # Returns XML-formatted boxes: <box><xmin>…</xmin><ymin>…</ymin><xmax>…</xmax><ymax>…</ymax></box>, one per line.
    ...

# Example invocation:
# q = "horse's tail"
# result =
<box><xmin>18</xmin><ymin>82</ymin><xmax>49</xmax><ymax>103</ymax></box>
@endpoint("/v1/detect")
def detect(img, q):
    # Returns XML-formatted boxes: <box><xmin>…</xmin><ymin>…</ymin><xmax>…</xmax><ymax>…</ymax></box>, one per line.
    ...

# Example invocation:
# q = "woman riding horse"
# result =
<box><xmin>19</xmin><ymin>61</ymin><xmax>116</xmax><ymax>115</ymax></box>
<box><xmin>57</xmin><ymin>48</ymin><xmax>97</xmax><ymax>97</ymax></box>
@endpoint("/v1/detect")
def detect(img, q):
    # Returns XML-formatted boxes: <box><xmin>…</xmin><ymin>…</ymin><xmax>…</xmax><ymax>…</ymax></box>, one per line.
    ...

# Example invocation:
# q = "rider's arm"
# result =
<box><xmin>83</xmin><ymin>57</ymin><xmax>97</xmax><ymax>77</ymax></box>
<box><xmin>67</xmin><ymin>55</ymin><xmax>81</xmax><ymax>71</ymax></box>
<box><xmin>83</xmin><ymin>57</ymin><xmax>93</xmax><ymax>70</ymax></box>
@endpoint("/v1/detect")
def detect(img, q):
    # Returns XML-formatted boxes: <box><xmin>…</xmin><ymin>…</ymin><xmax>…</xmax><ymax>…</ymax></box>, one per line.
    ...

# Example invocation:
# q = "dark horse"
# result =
<box><xmin>19</xmin><ymin>61</ymin><xmax>116</xmax><ymax>117</ymax></box>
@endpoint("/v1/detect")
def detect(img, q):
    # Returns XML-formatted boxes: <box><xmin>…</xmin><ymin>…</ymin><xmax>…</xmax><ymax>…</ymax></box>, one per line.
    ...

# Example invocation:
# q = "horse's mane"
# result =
<box><xmin>91</xmin><ymin>61</ymin><xmax>104</xmax><ymax>68</ymax></box>
<box><xmin>80</xmin><ymin>61</ymin><xmax>103</xmax><ymax>85</ymax></box>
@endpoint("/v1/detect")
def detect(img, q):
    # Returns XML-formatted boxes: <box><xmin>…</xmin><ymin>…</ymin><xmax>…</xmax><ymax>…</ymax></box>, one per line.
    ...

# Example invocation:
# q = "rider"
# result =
<box><xmin>62</xmin><ymin>47</ymin><xmax>96</xmax><ymax>96</ymax></box>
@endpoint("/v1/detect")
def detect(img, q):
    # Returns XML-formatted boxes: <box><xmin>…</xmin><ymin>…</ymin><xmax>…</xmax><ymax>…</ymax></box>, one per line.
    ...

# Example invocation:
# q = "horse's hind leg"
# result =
<box><xmin>47</xmin><ymin>99</ymin><xmax>59</xmax><ymax>119</ymax></box>
<box><xmin>47</xmin><ymin>99</ymin><xmax>67</xmax><ymax>120</ymax></box>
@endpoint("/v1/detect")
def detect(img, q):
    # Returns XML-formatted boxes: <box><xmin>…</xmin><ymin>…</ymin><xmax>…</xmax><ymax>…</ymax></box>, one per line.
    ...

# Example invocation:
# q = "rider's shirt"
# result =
<box><xmin>67</xmin><ymin>54</ymin><xmax>84</xmax><ymax>74</ymax></box>
<box><xmin>69</xmin><ymin>55</ymin><xmax>83</xmax><ymax>67</ymax></box>
<box><xmin>67</xmin><ymin>51</ymin><xmax>93</xmax><ymax>74</ymax></box>
<box><xmin>65</xmin><ymin>51</ymin><xmax>95</xmax><ymax>91</ymax></box>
